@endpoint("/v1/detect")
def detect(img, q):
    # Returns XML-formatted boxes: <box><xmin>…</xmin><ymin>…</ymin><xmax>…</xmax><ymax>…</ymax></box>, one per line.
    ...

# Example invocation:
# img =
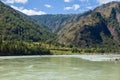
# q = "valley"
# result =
<box><xmin>0</xmin><ymin>1</ymin><xmax>120</xmax><ymax>55</ymax></box>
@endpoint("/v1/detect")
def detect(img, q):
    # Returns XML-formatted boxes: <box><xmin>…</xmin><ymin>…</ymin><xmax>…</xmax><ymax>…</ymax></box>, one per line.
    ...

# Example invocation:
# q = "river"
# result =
<box><xmin>0</xmin><ymin>55</ymin><xmax>120</xmax><ymax>80</ymax></box>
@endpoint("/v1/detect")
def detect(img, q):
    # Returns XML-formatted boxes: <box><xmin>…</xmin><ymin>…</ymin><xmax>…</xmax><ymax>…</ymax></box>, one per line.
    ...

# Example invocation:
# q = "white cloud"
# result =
<box><xmin>33</xmin><ymin>8</ymin><xmax>37</xmax><ymax>10</ymax></box>
<box><xmin>97</xmin><ymin>0</ymin><xmax>120</xmax><ymax>4</ymax></box>
<box><xmin>74</xmin><ymin>4</ymin><xmax>80</xmax><ymax>10</ymax></box>
<box><xmin>86</xmin><ymin>6</ymin><xmax>93</xmax><ymax>10</ymax></box>
<box><xmin>64</xmin><ymin>4</ymin><xmax>80</xmax><ymax>10</ymax></box>
<box><xmin>11</xmin><ymin>5</ymin><xmax>46</xmax><ymax>15</ymax></box>
<box><xmin>44</xmin><ymin>4</ymin><xmax>52</xmax><ymax>8</ymax></box>
<box><xmin>6</xmin><ymin>0</ymin><xmax>28</xmax><ymax>4</ymax></box>
<box><xmin>64</xmin><ymin>7</ymin><xmax>71</xmax><ymax>10</ymax></box>
<box><xmin>64</xmin><ymin>0</ymin><xmax>72</xmax><ymax>2</ymax></box>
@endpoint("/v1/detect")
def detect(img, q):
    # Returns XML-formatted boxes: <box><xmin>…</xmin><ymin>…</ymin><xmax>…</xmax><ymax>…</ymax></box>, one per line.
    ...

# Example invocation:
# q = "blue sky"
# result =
<box><xmin>1</xmin><ymin>0</ymin><xmax>120</xmax><ymax>15</ymax></box>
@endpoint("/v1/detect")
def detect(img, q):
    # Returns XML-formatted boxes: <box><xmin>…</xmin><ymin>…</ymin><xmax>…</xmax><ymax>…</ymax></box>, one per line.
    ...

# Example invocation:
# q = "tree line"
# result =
<box><xmin>0</xmin><ymin>41</ymin><xmax>51</xmax><ymax>56</ymax></box>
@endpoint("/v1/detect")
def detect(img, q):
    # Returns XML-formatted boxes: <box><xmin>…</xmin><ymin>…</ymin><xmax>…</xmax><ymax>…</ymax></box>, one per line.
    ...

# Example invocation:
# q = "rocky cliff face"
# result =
<box><xmin>57</xmin><ymin>1</ymin><xmax>120</xmax><ymax>47</ymax></box>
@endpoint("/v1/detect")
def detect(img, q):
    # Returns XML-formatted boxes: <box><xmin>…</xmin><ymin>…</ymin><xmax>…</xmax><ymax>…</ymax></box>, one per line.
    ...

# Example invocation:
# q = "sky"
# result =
<box><xmin>1</xmin><ymin>0</ymin><xmax>120</xmax><ymax>15</ymax></box>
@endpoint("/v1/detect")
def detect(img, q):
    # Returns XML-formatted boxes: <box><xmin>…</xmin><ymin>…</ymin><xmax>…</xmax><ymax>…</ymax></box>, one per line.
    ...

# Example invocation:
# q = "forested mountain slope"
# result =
<box><xmin>0</xmin><ymin>1</ymin><xmax>54</xmax><ymax>42</ymax></box>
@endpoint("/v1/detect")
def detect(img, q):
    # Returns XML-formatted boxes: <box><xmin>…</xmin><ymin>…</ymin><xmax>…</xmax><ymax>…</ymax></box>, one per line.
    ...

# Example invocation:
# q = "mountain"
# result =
<box><xmin>31</xmin><ymin>1</ymin><xmax>120</xmax><ymax>47</ymax></box>
<box><xmin>31</xmin><ymin>11</ymin><xmax>91</xmax><ymax>33</ymax></box>
<box><xmin>31</xmin><ymin>14</ymin><xmax>76</xmax><ymax>32</ymax></box>
<box><xmin>0</xmin><ymin>1</ymin><xmax>54</xmax><ymax>42</ymax></box>
<box><xmin>58</xmin><ymin>1</ymin><xmax>120</xmax><ymax>47</ymax></box>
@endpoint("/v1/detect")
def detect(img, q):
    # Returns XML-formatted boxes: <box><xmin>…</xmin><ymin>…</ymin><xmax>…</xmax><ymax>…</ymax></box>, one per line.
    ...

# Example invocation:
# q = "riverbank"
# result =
<box><xmin>50</xmin><ymin>48</ymin><xmax>120</xmax><ymax>55</ymax></box>
<box><xmin>1</xmin><ymin>41</ymin><xmax>120</xmax><ymax>56</ymax></box>
<box><xmin>0</xmin><ymin>55</ymin><xmax>120</xmax><ymax>61</ymax></box>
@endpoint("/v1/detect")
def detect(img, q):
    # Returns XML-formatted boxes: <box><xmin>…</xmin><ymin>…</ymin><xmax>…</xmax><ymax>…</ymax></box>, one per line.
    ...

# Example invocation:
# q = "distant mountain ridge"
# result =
<box><xmin>31</xmin><ymin>14</ymin><xmax>76</xmax><ymax>32</ymax></box>
<box><xmin>31</xmin><ymin>11</ymin><xmax>92</xmax><ymax>33</ymax></box>
<box><xmin>31</xmin><ymin>1</ymin><xmax>120</xmax><ymax>47</ymax></box>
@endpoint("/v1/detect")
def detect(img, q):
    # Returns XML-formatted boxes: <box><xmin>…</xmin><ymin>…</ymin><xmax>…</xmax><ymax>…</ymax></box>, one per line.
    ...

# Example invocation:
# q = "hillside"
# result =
<box><xmin>58</xmin><ymin>1</ymin><xmax>120</xmax><ymax>47</ymax></box>
<box><xmin>31</xmin><ymin>11</ymin><xmax>92</xmax><ymax>33</ymax></box>
<box><xmin>31</xmin><ymin>1</ymin><xmax>120</xmax><ymax>47</ymax></box>
<box><xmin>31</xmin><ymin>14</ymin><xmax>76</xmax><ymax>32</ymax></box>
<box><xmin>0</xmin><ymin>1</ymin><xmax>54</xmax><ymax>42</ymax></box>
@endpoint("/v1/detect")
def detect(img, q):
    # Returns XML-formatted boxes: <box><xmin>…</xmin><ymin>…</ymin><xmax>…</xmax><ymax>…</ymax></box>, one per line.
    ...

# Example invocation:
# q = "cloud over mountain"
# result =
<box><xmin>44</xmin><ymin>4</ymin><xmax>52</xmax><ymax>8</ymax></box>
<box><xmin>64</xmin><ymin>0</ymin><xmax>72</xmax><ymax>3</ymax></box>
<box><xmin>6</xmin><ymin>0</ymin><xmax>28</xmax><ymax>4</ymax></box>
<box><xmin>11</xmin><ymin>5</ymin><xmax>46</xmax><ymax>15</ymax></box>
<box><xmin>64</xmin><ymin>4</ymin><xmax>80</xmax><ymax>10</ymax></box>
